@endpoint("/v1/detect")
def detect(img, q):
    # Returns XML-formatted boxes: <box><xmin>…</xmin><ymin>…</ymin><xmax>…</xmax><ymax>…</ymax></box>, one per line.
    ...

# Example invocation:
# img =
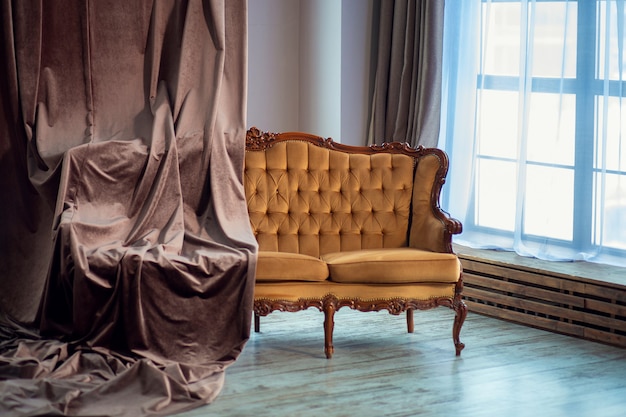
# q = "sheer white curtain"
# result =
<box><xmin>440</xmin><ymin>0</ymin><xmax>626</xmax><ymax>268</ymax></box>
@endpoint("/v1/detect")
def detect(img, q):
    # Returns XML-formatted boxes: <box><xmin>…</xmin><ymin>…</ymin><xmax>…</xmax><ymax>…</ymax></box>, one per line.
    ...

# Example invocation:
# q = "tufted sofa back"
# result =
<box><xmin>244</xmin><ymin>129</ymin><xmax>454</xmax><ymax>257</ymax></box>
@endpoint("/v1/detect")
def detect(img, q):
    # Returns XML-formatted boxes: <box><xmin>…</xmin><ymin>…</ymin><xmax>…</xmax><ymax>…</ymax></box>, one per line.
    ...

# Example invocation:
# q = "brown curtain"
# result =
<box><xmin>0</xmin><ymin>1</ymin><xmax>257</xmax><ymax>416</ymax></box>
<box><xmin>367</xmin><ymin>0</ymin><xmax>444</xmax><ymax>147</ymax></box>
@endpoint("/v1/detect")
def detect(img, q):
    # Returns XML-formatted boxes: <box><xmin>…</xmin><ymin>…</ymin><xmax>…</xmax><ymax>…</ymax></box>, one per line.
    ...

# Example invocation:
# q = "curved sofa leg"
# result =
<box><xmin>453</xmin><ymin>299</ymin><xmax>467</xmax><ymax>356</ymax></box>
<box><xmin>452</xmin><ymin>272</ymin><xmax>467</xmax><ymax>356</ymax></box>
<box><xmin>451</xmin><ymin>273</ymin><xmax>467</xmax><ymax>356</ymax></box>
<box><xmin>323</xmin><ymin>302</ymin><xmax>336</xmax><ymax>359</ymax></box>
<box><xmin>452</xmin><ymin>273</ymin><xmax>467</xmax><ymax>356</ymax></box>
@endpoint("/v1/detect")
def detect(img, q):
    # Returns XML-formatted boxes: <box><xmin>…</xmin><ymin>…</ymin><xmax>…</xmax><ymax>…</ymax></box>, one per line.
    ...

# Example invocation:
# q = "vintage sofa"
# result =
<box><xmin>244</xmin><ymin>127</ymin><xmax>467</xmax><ymax>358</ymax></box>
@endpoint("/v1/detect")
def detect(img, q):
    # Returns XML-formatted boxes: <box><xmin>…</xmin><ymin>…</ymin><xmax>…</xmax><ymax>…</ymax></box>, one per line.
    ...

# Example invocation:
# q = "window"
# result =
<box><xmin>441</xmin><ymin>0</ymin><xmax>626</xmax><ymax>267</ymax></box>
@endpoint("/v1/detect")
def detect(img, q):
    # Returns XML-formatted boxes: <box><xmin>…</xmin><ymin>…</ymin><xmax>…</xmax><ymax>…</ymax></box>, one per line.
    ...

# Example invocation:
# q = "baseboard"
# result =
<box><xmin>454</xmin><ymin>245</ymin><xmax>626</xmax><ymax>348</ymax></box>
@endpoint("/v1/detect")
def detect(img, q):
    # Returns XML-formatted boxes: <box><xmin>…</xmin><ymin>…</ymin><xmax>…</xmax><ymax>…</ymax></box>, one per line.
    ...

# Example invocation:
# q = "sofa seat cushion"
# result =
<box><xmin>256</xmin><ymin>251</ymin><xmax>329</xmax><ymax>282</ymax></box>
<box><xmin>321</xmin><ymin>248</ymin><xmax>460</xmax><ymax>284</ymax></box>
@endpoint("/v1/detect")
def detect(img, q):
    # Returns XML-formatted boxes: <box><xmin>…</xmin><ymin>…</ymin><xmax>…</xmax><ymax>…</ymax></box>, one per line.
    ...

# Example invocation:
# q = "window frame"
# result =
<box><xmin>465</xmin><ymin>0</ymin><xmax>626</xmax><ymax>257</ymax></box>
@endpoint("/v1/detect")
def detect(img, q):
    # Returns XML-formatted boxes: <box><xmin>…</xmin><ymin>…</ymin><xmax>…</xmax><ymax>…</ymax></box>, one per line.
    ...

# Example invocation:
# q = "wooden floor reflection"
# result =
<box><xmin>178</xmin><ymin>308</ymin><xmax>626</xmax><ymax>417</ymax></box>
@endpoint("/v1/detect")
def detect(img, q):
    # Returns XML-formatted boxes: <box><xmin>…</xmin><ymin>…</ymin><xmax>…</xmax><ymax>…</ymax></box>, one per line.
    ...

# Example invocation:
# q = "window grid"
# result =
<box><xmin>471</xmin><ymin>0</ymin><xmax>626</xmax><ymax>256</ymax></box>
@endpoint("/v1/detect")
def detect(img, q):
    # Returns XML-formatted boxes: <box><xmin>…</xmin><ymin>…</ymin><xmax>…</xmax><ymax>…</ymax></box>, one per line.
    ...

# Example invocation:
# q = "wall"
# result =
<box><xmin>247</xmin><ymin>0</ymin><xmax>373</xmax><ymax>145</ymax></box>
<box><xmin>341</xmin><ymin>0</ymin><xmax>374</xmax><ymax>146</ymax></box>
<box><xmin>298</xmin><ymin>0</ymin><xmax>341</xmax><ymax>140</ymax></box>
<box><xmin>247</xmin><ymin>0</ymin><xmax>300</xmax><ymax>132</ymax></box>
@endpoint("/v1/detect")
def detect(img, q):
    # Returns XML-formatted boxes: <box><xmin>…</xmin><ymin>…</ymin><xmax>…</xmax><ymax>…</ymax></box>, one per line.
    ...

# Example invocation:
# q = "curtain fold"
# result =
<box><xmin>0</xmin><ymin>1</ymin><xmax>257</xmax><ymax>415</ymax></box>
<box><xmin>367</xmin><ymin>0</ymin><xmax>444</xmax><ymax>147</ymax></box>
<box><xmin>441</xmin><ymin>0</ymin><xmax>626</xmax><ymax>267</ymax></box>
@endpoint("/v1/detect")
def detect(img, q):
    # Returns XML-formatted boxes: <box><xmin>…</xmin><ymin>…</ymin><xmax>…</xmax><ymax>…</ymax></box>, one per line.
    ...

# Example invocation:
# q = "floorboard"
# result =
<box><xmin>175</xmin><ymin>309</ymin><xmax>626</xmax><ymax>417</ymax></box>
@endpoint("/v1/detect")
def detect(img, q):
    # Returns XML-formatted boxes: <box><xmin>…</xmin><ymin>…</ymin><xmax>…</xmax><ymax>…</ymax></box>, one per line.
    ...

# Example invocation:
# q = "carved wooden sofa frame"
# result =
<box><xmin>244</xmin><ymin>127</ymin><xmax>467</xmax><ymax>358</ymax></box>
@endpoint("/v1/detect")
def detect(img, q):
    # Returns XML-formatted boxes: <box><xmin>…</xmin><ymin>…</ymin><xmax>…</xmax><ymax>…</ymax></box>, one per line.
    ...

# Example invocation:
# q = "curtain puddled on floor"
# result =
<box><xmin>0</xmin><ymin>1</ymin><xmax>258</xmax><ymax>416</ymax></box>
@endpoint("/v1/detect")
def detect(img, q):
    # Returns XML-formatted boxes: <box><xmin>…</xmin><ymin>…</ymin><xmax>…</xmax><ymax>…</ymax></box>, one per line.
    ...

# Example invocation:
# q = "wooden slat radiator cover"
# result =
<box><xmin>455</xmin><ymin>246</ymin><xmax>626</xmax><ymax>348</ymax></box>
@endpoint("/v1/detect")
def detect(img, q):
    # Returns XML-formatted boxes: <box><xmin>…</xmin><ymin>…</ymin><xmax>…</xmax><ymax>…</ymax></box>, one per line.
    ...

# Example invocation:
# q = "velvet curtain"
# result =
<box><xmin>0</xmin><ymin>1</ymin><xmax>257</xmax><ymax>416</ymax></box>
<box><xmin>367</xmin><ymin>0</ymin><xmax>445</xmax><ymax>148</ymax></box>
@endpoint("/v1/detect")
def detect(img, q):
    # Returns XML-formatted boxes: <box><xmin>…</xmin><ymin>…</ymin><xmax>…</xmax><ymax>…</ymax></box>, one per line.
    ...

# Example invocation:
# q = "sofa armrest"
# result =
<box><xmin>409</xmin><ymin>150</ymin><xmax>462</xmax><ymax>254</ymax></box>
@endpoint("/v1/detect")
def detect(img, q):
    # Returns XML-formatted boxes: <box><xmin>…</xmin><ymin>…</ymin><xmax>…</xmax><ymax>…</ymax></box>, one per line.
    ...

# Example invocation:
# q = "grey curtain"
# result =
<box><xmin>0</xmin><ymin>1</ymin><xmax>257</xmax><ymax>416</ymax></box>
<box><xmin>368</xmin><ymin>0</ymin><xmax>445</xmax><ymax>147</ymax></box>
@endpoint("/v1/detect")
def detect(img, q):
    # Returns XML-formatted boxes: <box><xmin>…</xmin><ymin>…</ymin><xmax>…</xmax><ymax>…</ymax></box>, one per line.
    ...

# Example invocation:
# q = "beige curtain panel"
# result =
<box><xmin>0</xmin><ymin>1</ymin><xmax>257</xmax><ymax>416</ymax></box>
<box><xmin>368</xmin><ymin>0</ymin><xmax>445</xmax><ymax>148</ymax></box>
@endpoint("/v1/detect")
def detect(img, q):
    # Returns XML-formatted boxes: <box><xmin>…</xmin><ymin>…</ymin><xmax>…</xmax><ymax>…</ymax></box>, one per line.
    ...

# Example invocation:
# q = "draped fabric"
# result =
<box><xmin>0</xmin><ymin>1</ymin><xmax>258</xmax><ymax>415</ymax></box>
<box><xmin>440</xmin><ymin>0</ymin><xmax>626</xmax><ymax>267</ymax></box>
<box><xmin>367</xmin><ymin>0</ymin><xmax>445</xmax><ymax>147</ymax></box>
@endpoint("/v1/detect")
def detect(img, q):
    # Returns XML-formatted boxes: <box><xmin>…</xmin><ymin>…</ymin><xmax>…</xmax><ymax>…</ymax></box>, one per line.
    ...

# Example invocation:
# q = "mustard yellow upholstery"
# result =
<box><xmin>244</xmin><ymin>128</ymin><xmax>466</xmax><ymax>358</ymax></box>
<box><xmin>245</xmin><ymin>141</ymin><xmax>414</xmax><ymax>257</ymax></box>
<box><xmin>410</xmin><ymin>154</ymin><xmax>450</xmax><ymax>253</ymax></box>
<box><xmin>321</xmin><ymin>248</ymin><xmax>460</xmax><ymax>284</ymax></box>
<box><xmin>254</xmin><ymin>281</ymin><xmax>456</xmax><ymax>302</ymax></box>
<box><xmin>256</xmin><ymin>251</ymin><xmax>329</xmax><ymax>282</ymax></box>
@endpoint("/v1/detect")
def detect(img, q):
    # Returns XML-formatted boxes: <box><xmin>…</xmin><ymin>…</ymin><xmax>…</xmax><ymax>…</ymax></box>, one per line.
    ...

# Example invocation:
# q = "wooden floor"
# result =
<box><xmin>177</xmin><ymin>308</ymin><xmax>626</xmax><ymax>417</ymax></box>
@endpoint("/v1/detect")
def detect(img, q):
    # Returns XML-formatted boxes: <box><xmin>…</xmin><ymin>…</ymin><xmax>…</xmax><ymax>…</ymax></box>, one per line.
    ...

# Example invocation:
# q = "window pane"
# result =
<box><xmin>527</xmin><ymin>93</ymin><xmax>576</xmax><ymax>166</ymax></box>
<box><xmin>596</xmin><ymin>97</ymin><xmax>626</xmax><ymax>172</ymax></box>
<box><xmin>483</xmin><ymin>3</ymin><xmax>521</xmax><ymax>76</ymax></box>
<box><xmin>477</xmin><ymin>90</ymin><xmax>518</xmax><ymax>159</ymax></box>
<box><xmin>482</xmin><ymin>2</ymin><xmax>577</xmax><ymax>78</ymax></box>
<box><xmin>597</xmin><ymin>1</ymin><xmax>626</xmax><ymax>80</ymax></box>
<box><xmin>524</xmin><ymin>165</ymin><xmax>574</xmax><ymax>241</ymax></box>
<box><xmin>532</xmin><ymin>2</ymin><xmax>577</xmax><ymax>78</ymax></box>
<box><xmin>459</xmin><ymin>0</ymin><xmax>626</xmax><ymax>262</ymax></box>
<box><xmin>475</xmin><ymin>158</ymin><xmax>516</xmax><ymax>231</ymax></box>
<box><xmin>594</xmin><ymin>173</ymin><xmax>626</xmax><ymax>250</ymax></box>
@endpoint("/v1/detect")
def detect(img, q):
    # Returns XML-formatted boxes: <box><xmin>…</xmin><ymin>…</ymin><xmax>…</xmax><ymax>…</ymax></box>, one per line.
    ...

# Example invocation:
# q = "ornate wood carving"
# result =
<box><xmin>247</xmin><ymin>126</ymin><xmax>438</xmax><ymax>157</ymax></box>
<box><xmin>253</xmin><ymin>275</ymin><xmax>468</xmax><ymax>359</ymax></box>
<box><xmin>245</xmin><ymin>126</ymin><xmax>280</xmax><ymax>150</ymax></box>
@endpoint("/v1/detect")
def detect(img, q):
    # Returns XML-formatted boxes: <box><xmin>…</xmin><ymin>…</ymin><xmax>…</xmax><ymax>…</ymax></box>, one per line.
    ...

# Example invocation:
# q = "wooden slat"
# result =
<box><xmin>585</xmin><ymin>298</ymin><xmax>626</xmax><ymax>317</ymax></box>
<box><xmin>464</xmin><ymin>273</ymin><xmax>585</xmax><ymax>307</ymax></box>
<box><xmin>580</xmin><ymin>283</ymin><xmax>626</xmax><ymax>304</ymax></box>
<box><xmin>583</xmin><ymin>327</ymin><xmax>626</xmax><ymax>346</ymax></box>
<box><xmin>465</xmin><ymin>287</ymin><xmax>626</xmax><ymax>333</ymax></box>
<box><xmin>456</xmin><ymin>243</ymin><xmax>626</xmax><ymax>288</ymax></box>
<box><xmin>462</xmin><ymin>257</ymin><xmax>626</xmax><ymax>303</ymax></box>
<box><xmin>462</xmin><ymin>259</ymin><xmax>587</xmax><ymax>293</ymax></box>
<box><xmin>468</xmin><ymin>301</ymin><xmax>626</xmax><ymax>346</ymax></box>
<box><xmin>465</xmin><ymin>300</ymin><xmax>586</xmax><ymax>337</ymax></box>
<box><xmin>458</xmin><ymin>251</ymin><xmax>626</xmax><ymax>348</ymax></box>
<box><xmin>465</xmin><ymin>287</ymin><xmax>569</xmax><ymax>317</ymax></box>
